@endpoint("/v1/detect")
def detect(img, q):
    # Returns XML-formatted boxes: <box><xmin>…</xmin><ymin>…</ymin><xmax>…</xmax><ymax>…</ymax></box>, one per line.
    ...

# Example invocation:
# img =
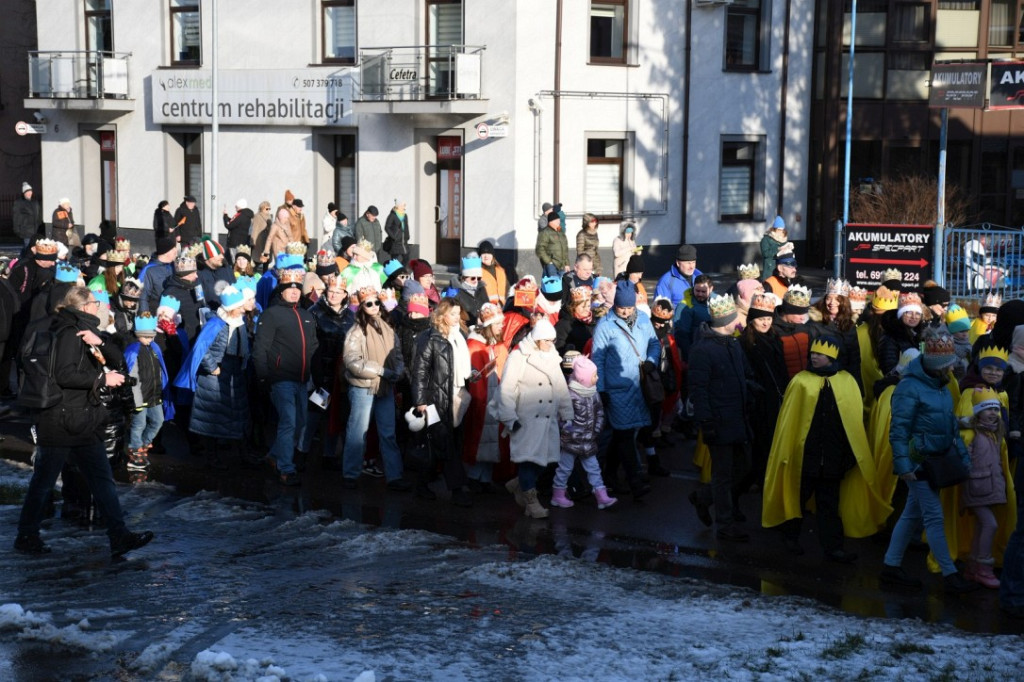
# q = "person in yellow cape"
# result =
<box><xmin>868</xmin><ymin>348</ymin><xmax>921</xmax><ymax>505</ymax></box>
<box><xmin>857</xmin><ymin>286</ymin><xmax>898</xmax><ymax>422</ymax></box>
<box><xmin>954</xmin><ymin>346</ymin><xmax>1010</xmax><ymax>419</ymax></box>
<box><xmin>763</xmin><ymin>336</ymin><xmax>892</xmax><ymax>562</ymax></box>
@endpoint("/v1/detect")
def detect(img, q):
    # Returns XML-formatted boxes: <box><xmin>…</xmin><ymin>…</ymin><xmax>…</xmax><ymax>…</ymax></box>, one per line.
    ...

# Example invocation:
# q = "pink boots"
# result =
<box><xmin>594</xmin><ymin>487</ymin><xmax>618</xmax><ymax>510</ymax></box>
<box><xmin>550</xmin><ymin>488</ymin><xmax>574</xmax><ymax>508</ymax></box>
<box><xmin>967</xmin><ymin>557</ymin><xmax>1000</xmax><ymax>589</ymax></box>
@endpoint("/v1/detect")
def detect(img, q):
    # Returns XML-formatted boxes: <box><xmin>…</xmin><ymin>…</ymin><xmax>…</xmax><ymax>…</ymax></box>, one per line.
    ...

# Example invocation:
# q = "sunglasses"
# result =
<box><xmin>464</xmin><ymin>276</ymin><xmax>480</xmax><ymax>282</ymax></box>
<box><xmin>363</xmin><ymin>300</ymin><xmax>380</xmax><ymax>308</ymax></box>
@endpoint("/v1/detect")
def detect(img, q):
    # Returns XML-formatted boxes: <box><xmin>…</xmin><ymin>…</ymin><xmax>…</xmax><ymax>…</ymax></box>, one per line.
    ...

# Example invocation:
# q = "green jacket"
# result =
<box><xmin>536</xmin><ymin>226</ymin><xmax>569</xmax><ymax>271</ymax></box>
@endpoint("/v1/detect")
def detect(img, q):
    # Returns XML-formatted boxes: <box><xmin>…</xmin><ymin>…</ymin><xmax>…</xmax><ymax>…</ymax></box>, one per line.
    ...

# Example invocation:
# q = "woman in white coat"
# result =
<box><xmin>496</xmin><ymin>318</ymin><xmax>573</xmax><ymax>518</ymax></box>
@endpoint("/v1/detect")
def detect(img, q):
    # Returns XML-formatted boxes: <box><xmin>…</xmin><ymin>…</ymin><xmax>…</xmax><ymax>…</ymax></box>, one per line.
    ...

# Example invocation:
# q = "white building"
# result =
<box><xmin>25</xmin><ymin>0</ymin><xmax>811</xmax><ymax>274</ymax></box>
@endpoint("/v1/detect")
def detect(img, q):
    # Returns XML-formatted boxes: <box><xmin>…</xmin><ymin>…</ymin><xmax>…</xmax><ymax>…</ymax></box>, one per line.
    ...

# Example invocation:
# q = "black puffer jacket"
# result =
<box><xmin>454</xmin><ymin>285</ymin><xmax>489</xmax><ymax>326</ymax></box>
<box><xmin>876</xmin><ymin>310</ymin><xmax>920</xmax><ymax>376</ymax></box>
<box><xmin>224</xmin><ymin>208</ymin><xmax>254</xmax><ymax>248</ymax></box>
<box><xmin>36</xmin><ymin>308</ymin><xmax>107</xmax><ymax>447</ymax></box>
<box><xmin>688</xmin><ymin>325</ymin><xmax>752</xmax><ymax>445</ymax></box>
<box><xmin>162</xmin><ymin>275</ymin><xmax>204</xmax><ymax>342</ymax></box>
<box><xmin>308</xmin><ymin>298</ymin><xmax>353</xmax><ymax>389</ymax></box>
<box><xmin>411</xmin><ymin>327</ymin><xmax>454</xmax><ymax>426</ymax></box>
<box><xmin>252</xmin><ymin>296</ymin><xmax>319</xmax><ymax>384</ymax></box>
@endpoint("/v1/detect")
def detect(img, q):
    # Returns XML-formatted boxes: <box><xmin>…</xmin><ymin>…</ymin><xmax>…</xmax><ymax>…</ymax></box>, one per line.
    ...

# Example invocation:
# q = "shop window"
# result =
<box><xmin>725</xmin><ymin>0</ymin><xmax>770</xmax><ymax>71</ymax></box>
<box><xmin>720</xmin><ymin>136</ymin><xmax>765</xmax><ymax>221</ymax></box>
<box><xmin>171</xmin><ymin>0</ymin><xmax>201</xmax><ymax>66</ymax></box>
<box><xmin>590</xmin><ymin>1</ymin><xmax>627</xmax><ymax>64</ymax></box>
<box><xmin>586</xmin><ymin>138</ymin><xmax>624</xmax><ymax>215</ymax></box>
<box><xmin>322</xmin><ymin>0</ymin><xmax>356</xmax><ymax>63</ymax></box>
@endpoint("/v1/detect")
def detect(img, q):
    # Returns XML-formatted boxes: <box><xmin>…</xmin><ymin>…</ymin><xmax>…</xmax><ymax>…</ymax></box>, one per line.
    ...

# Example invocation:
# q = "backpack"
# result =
<box><xmin>17</xmin><ymin>327</ymin><xmax>62</xmax><ymax>409</ymax></box>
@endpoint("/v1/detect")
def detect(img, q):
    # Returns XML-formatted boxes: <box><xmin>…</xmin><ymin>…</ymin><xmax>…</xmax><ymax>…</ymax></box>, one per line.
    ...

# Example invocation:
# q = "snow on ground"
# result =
<box><xmin>0</xmin><ymin>462</ymin><xmax>1019</xmax><ymax>681</ymax></box>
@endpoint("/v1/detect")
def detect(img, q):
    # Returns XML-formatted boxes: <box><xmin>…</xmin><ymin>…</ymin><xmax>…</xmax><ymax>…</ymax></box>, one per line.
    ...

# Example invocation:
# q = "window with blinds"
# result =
<box><xmin>428</xmin><ymin>1</ymin><xmax>462</xmax><ymax>96</ymax></box>
<box><xmin>586</xmin><ymin>139</ymin><xmax>623</xmax><ymax>215</ymax></box>
<box><xmin>170</xmin><ymin>0</ymin><xmax>200</xmax><ymax>66</ymax></box>
<box><xmin>323</xmin><ymin>1</ymin><xmax>356</xmax><ymax>63</ymax></box>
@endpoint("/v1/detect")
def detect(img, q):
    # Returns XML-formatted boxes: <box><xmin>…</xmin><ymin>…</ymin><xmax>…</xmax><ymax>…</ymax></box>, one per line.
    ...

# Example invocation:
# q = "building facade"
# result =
<box><xmin>24</xmin><ymin>0</ymin><xmax>813</xmax><ymax>274</ymax></box>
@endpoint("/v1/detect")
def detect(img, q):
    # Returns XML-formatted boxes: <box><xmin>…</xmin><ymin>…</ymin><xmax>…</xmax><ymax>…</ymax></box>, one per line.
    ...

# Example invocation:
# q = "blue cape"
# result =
<box><xmin>174</xmin><ymin>316</ymin><xmax>227</xmax><ymax>392</ymax></box>
<box><xmin>124</xmin><ymin>340</ymin><xmax>176</xmax><ymax>421</ymax></box>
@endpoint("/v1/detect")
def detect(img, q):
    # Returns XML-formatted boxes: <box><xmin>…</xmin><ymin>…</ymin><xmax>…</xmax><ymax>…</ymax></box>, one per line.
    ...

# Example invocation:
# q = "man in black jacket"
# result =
<box><xmin>222</xmin><ymin>199</ymin><xmax>254</xmax><ymax>256</ymax></box>
<box><xmin>253</xmin><ymin>268</ymin><xmax>319</xmax><ymax>485</ymax></box>
<box><xmin>173</xmin><ymin>195</ymin><xmax>203</xmax><ymax>246</ymax></box>
<box><xmin>13</xmin><ymin>182</ymin><xmax>42</xmax><ymax>246</ymax></box>
<box><xmin>161</xmin><ymin>253</ymin><xmax>205</xmax><ymax>341</ymax></box>
<box><xmin>14</xmin><ymin>286</ymin><xmax>153</xmax><ymax>557</ymax></box>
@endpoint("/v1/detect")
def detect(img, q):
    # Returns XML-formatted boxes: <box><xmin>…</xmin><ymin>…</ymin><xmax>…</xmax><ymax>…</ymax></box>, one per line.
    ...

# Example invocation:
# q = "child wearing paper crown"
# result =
<box><xmin>762</xmin><ymin>336</ymin><xmax>891</xmax><ymax>562</ymax></box>
<box><xmin>946</xmin><ymin>304</ymin><xmax>973</xmax><ymax>381</ymax></box>
<box><xmin>123</xmin><ymin>312</ymin><xmax>170</xmax><ymax>471</ymax></box>
<box><xmin>956</xmin><ymin>346</ymin><xmax>1009</xmax><ymax>424</ymax></box>
<box><xmin>551</xmin><ymin>355</ymin><xmax>618</xmax><ymax>510</ymax></box>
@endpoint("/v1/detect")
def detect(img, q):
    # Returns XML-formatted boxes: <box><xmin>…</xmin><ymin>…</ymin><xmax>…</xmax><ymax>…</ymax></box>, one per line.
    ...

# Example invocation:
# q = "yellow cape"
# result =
<box><xmin>867</xmin><ymin>384</ymin><xmax>898</xmax><ymax>504</ymax></box>
<box><xmin>968</xmin><ymin>319</ymin><xmax>990</xmax><ymax>346</ymax></box>
<box><xmin>857</xmin><ymin>324</ymin><xmax>882</xmax><ymax>422</ymax></box>
<box><xmin>693</xmin><ymin>432</ymin><xmax>712</xmax><ymax>483</ymax></box>
<box><xmin>762</xmin><ymin>370</ymin><xmax>892</xmax><ymax>536</ymax></box>
<box><xmin>925</xmin><ymin>429</ymin><xmax>1018</xmax><ymax>572</ymax></box>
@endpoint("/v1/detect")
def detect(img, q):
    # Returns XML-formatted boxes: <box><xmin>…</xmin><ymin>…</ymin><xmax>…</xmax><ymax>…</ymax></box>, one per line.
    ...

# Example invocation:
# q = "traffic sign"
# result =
<box><xmin>15</xmin><ymin>121</ymin><xmax>46</xmax><ymax>136</ymax></box>
<box><xmin>475</xmin><ymin>122</ymin><xmax>489</xmax><ymax>140</ymax></box>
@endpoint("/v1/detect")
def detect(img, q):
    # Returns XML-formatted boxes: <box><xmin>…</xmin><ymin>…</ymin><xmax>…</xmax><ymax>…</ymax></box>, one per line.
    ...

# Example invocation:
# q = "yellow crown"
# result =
<box><xmin>810</xmin><ymin>337</ymin><xmax>840</xmax><ymax>359</ymax></box>
<box><xmin>978</xmin><ymin>346</ymin><xmax>1009</xmax><ymax>365</ymax></box>
<box><xmin>184</xmin><ymin>242</ymin><xmax>204</xmax><ymax>259</ymax></box>
<box><xmin>946</xmin><ymin>304</ymin><xmax>969</xmax><ymax>325</ymax></box>
<box><xmin>749</xmin><ymin>293</ymin><xmax>777</xmax><ymax>313</ymax></box>
<box><xmin>871</xmin><ymin>289</ymin><xmax>899</xmax><ymax>312</ymax></box>
<box><xmin>971</xmin><ymin>385</ymin><xmax>1002</xmax><ymax>414</ymax></box>
<box><xmin>286</xmin><ymin>241</ymin><xmax>307</xmax><ymax>256</ymax></box>
<box><xmin>737</xmin><ymin>263</ymin><xmax>760</xmax><ymax>280</ymax></box>
<box><xmin>882</xmin><ymin>267</ymin><xmax>902</xmax><ymax>283</ymax></box>
<box><xmin>35</xmin><ymin>238</ymin><xmax>59</xmax><ymax>255</ymax></box>
<box><xmin>825</xmin><ymin>278</ymin><xmax>851</xmax><ymax>298</ymax></box>
<box><xmin>783</xmin><ymin>284</ymin><xmax>811</xmax><ymax>308</ymax></box>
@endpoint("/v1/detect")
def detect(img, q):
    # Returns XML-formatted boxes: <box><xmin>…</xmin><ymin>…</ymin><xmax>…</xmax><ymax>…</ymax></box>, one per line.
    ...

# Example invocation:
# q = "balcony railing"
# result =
<box><xmin>28</xmin><ymin>51</ymin><xmax>131</xmax><ymax>99</ymax></box>
<box><xmin>356</xmin><ymin>45</ymin><xmax>484</xmax><ymax>101</ymax></box>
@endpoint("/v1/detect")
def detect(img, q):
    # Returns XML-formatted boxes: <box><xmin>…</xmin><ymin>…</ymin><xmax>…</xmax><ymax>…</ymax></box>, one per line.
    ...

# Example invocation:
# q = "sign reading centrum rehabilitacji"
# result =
<box><xmin>151</xmin><ymin>69</ymin><xmax>354</xmax><ymax>126</ymax></box>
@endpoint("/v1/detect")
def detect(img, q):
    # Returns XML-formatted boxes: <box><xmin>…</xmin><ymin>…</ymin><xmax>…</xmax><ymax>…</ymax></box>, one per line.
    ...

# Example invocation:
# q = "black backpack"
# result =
<box><xmin>17</xmin><ymin>326</ymin><xmax>62</xmax><ymax>409</ymax></box>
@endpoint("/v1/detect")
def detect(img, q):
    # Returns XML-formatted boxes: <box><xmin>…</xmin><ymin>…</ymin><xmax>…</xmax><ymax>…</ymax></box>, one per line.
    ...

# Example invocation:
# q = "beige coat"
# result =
<box><xmin>265</xmin><ymin>218</ymin><xmax>291</xmax><ymax>259</ymax></box>
<box><xmin>494</xmin><ymin>339</ymin><xmax>573</xmax><ymax>466</ymax></box>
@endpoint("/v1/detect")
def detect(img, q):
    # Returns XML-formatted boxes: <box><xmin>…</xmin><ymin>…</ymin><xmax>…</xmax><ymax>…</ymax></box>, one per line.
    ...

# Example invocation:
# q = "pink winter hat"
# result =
<box><xmin>571</xmin><ymin>355</ymin><xmax>598</xmax><ymax>386</ymax></box>
<box><xmin>735</xmin><ymin>279</ymin><xmax>763</xmax><ymax>309</ymax></box>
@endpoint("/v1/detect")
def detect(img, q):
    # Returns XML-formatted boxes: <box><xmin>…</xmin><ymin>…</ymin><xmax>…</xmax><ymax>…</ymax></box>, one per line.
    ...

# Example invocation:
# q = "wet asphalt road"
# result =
<box><xmin>1</xmin><ymin>402</ymin><xmax>1021</xmax><ymax>639</ymax></box>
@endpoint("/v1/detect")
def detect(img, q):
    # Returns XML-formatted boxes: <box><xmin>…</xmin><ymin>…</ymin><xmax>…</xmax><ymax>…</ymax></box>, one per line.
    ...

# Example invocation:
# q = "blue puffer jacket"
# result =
<box><xmin>593</xmin><ymin>313</ymin><xmax>659</xmax><ymax>430</ymax></box>
<box><xmin>655</xmin><ymin>264</ymin><xmax>702</xmax><ymax>307</ymax></box>
<box><xmin>889</xmin><ymin>357</ymin><xmax>969</xmax><ymax>476</ymax></box>
<box><xmin>188</xmin><ymin>319</ymin><xmax>250</xmax><ymax>440</ymax></box>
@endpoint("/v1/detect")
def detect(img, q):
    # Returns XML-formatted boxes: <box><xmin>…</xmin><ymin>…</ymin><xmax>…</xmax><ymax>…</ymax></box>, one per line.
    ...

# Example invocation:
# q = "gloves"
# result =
<box><xmin>700</xmin><ymin>421</ymin><xmax>718</xmax><ymax>444</ymax></box>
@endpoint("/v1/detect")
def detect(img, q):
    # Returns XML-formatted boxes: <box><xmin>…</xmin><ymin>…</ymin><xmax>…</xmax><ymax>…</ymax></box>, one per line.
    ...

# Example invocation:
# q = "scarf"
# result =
<box><xmin>217</xmin><ymin>306</ymin><xmax>245</xmax><ymax>329</ymax></box>
<box><xmin>461</xmin><ymin>279</ymin><xmax>479</xmax><ymax>295</ymax></box>
<box><xmin>569</xmin><ymin>379</ymin><xmax>596</xmax><ymax>397</ymax></box>
<box><xmin>364</xmin><ymin>318</ymin><xmax>393</xmax><ymax>396</ymax></box>
<box><xmin>447</xmin><ymin>326</ymin><xmax>471</xmax><ymax>388</ymax></box>
<box><xmin>619</xmin><ymin>310</ymin><xmax>638</xmax><ymax>329</ymax></box>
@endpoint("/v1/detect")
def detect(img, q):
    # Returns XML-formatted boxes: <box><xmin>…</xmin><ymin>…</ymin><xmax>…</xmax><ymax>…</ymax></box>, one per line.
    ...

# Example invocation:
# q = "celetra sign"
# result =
<box><xmin>151</xmin><ymin>69</ymin><xmax>354</xmax><ymax>126</ymax></box>
<box><xmin>389</xmin><ymin>66</ymin><xmax>418</xmax><ymax>81</ymax></box>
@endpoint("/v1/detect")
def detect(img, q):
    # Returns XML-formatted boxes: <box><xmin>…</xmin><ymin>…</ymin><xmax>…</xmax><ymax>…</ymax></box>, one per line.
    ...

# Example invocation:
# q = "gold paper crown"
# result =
<box><xmin>978</xmin><ymin>346</ymin><xmax>1010</xmax><ymax>364</ymax></box>
<box><xmin>882</xmin><ymin>267</ymin><xmax>902</xmax><ymax>283</ymax></box>
<box><xmin>871</xmin><ymin>287</ymin><xmax>899</xmax><ymax>312</ymax></box>
<box><xmin>408</xmin><ymin>292</ymin><xmax>430</xmax><ymax>309</ymax></box>
<box><xmin>515</xmin><ymin>276</ymin><xmax>538</xmax><ymax>291</ymax></box>
<box><xmin>235</xmin><ymin>244</ymin><xmax>252</xmax><ymax>257</ymax></box>
<box><xmin>847</xmin><ymin>286</ymin><xmax>867</xmax><ymax>303</ymax></box>
<box><xmin>981</xmin><ymin>292</ymin><xmax>1003</xmax><ymax>310</ymax></box>
<box><xmin>825</xmin><ymin>278</ymin><xmax>851</xmax><ymax>298</ymax></box>
<box><xmin>972</xmin><ymin>385</ymin><xmax>1002</xmax><ymax>410</ymax></box>
<box><xmin>174</xmin><ymin>255</ymin><xmax>196</xmax><ymax>272</ymax></box>
<box><xmin>285</xmin><ymin>242</ymin><xmax>307</xmax><ymax>257</ymax></box>
<box><xmin>316</xmin><ymin>249</ymin><xmax>336</xmax><ymax>267</ymax></box>
<box><xmin>184</xmin><ymin>242</ymin><xmax>204</xmax><ymax>259</ymax></box>
<box><xmin>651</xmin><ymin>295</ymin><xmax>674</xmax><ymax>321</ymax></box>
<box><xmin>810</xmin><ymin>337</ymin><xmax>840</xmax><ymax>359</ymax></box>
<box><xmin>783</xmin><ymin>284</ymin><xmax>811</xmax><ymax>308</ymax></box>
<box><xmin>570</xmin><ymin>286</ymin><xmax>593</xmax><ymax>305</ymax></box>
<box><xmin>737</xmin><ymin>263</ymin><xmax>760</xmax><ymax>280</ymax></box>
<box><xmin>750</xmin><ymin>293</ymin><xmax>777</xmax><ymax>313</ymax></box>
<box><xmin>379</xmin><ymin>287</ymin><xmax>397</xmax><ymax>303</ymax></box>
<box><xmin>923</xmin><ymin>333</ymin><xmax>956</xmax><ymax>357</ymax></box>
<box><xmin>357</xmin><ymin>286</ymin><xmax>379</xmax><ymax>303</ymax></box>
<box><xmin>945</xmin><ymin>304</ymin><xmax>969</xmax><ymax>325</ymax></box>
<box><xmin>278</xmin><ymin>268</ymin><xmax>305</xmax><ymax>285</ymax></box>
<box><xmin>321</xmin><ymin>273</ymin><xmax>345</xmax><ymax>292</ymax></box>
<box><xmin>897</xmin><ymin>292</ymin><xmax>922</xmax><ymax>311</ymax></box>
<box><xmin>35</xmin><ymin>238</ymin><xmax>59</xmax><ymax>255</ymax></box>
<box><xmin>478</xmin><ymin>302</ymin><xmax>504</xmax><ymax>327</ymax></box>
<box><xmin>114</xmin><ymin>236</ymin><xmax>131</xmax><ymax>252</ymax></box>
<box><xmin>104</xmin><ymin>248</ymin><xmax>128</xmax><ymax>264</ymax></box>
<box><xmin>708</xmin><ymin>293</ymin><xmax>737</xmax><ymax>320</ymax></box>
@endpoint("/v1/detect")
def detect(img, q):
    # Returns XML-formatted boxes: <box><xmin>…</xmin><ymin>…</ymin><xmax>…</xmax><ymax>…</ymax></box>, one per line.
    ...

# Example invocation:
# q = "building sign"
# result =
<box><xmin>846</xmin><ymin>223</ymin><xmax>933</xmax><ymax>290</ymax></box>
<box><xmin>100</xmin><ymin>131</ymin><xmax>116</xmax><ymax>151</ymax></box>
<box><xmin>152</xmin><ymin>69</ymin><xmax>353</xmax><ymax>126</ymax></box>
<box><xmin>928</xmin><ymin>62</ymin><xmax>986</xmax><ymax>108</ymax></box>
<box><xmin>437</xmin><ymin>136</ymin><xmax>462</xmax><ymax>159</ymax></box>
<box><xmin>989</xmin><ymin>62</ymin><xmax>1024</xmax><ymax>110</ymax></box>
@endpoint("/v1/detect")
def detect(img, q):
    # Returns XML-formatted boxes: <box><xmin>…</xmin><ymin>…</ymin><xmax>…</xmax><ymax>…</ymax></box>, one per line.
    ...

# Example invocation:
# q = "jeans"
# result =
<box><xmin>554</xmin><ymin>453</ymin><xmax>604</xmax><ymax>490</ymax></box>
<box><xmin>269</xmin><ymin>381</ymin><xmax>307</xmax><ymax>475</ymax></box>
<box><xmin>342</xmin><ymin>385</ymin><xmax>403</xmax><ymax>481</ymax></box>
<box><xmin>298</xmin><ymin>405</ymin><xmax>337</xmax><ymax>460</ymax></box>
<box><xmin>128</xmin><ymin>405</ymin><xmax>165</xmax><ymax>450</ymax></box>
<box><xmin>884</xmin><ymin>479</ymin><xmax>957</xmax><ymax>576</ymax></box>
<box><xmin>18</xmin><ymin>442</ymin><xmax>127</xmax><ymax>540</ymax></box>
<box><xmin>517</xmin><ymin>461</ymin><xmax>545</xmax><ymax>492</ymax></box>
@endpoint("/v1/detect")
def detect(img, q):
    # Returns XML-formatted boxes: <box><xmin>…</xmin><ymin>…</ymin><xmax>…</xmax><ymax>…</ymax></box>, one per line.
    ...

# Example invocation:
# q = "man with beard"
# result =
<box><xmin>656</xmin><ymin>244</ymin><xmax>702</xmax><ymax>308</ymax></box>
<box><xmin>764</xmin><ymin>247</ymin><xmax>803</xmax><ymax>299</ymax></box>
<box><xmin>674</xmin><ymin>274</ymin><xmax>713</xmax><ymax>362</ymax></box>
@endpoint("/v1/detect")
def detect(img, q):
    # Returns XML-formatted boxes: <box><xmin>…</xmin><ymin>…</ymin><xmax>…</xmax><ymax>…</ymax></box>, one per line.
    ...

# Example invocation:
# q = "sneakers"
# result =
<box><xmin>279</xmin><ymin>472</ymin><xmax>301</xmax><ymax>486</ymax></box>
<box><xmin>969</xmin><ymin>557</ymin><xmax>1001</xmax><ymax>589</ymax></box>
<box><xmin>944</xmin><ymin>570</ymin><xmax>982</xmax><ymax>594</ymax></box>
<box><xmin>14</xmin><ymin>534</ymin><xmax>51</xmax><ymax>554</ymax></box>
<box><xmin>880</xmin><ymin>564</ymin><xmax>922</xmax><ymax>589</ymax></box>
<box><xmin>550</xmin><ymin>488</ymin><xmax>575</xmax><ymax>508</ymax></box>
<box><xmin>110</xmin><ymin>530</ymin><xmax>154</xmax><ymax>558</ymax></box>
<box><xmin>689</xmin><ymin>491</ymin><xmax>712</xmax><ymax>527</ymax></box>
<box><xmin>126</xmin><ymin>448</ymin><xmax>150</xmax><ymax>471</ymax></box>
<box><xmin>362</xmin><ymin>462</ymin><xmax>385</xmax><ymax>478</ymax></box>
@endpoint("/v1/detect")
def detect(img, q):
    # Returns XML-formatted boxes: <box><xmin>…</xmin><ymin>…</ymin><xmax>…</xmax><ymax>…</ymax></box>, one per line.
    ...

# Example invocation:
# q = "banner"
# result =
<box><xmin>846</xmin><ymin>223</ymin><xmax>933</xmax><ymax>291</ymax></box>
<box><xmin>151</xmin><ymin>69</ymin><xmax>353</xmax><ymax>126</ymax></box>
<box><xmin>928</xmin><ymin>63</ymin><xmax>986</xmax><ymax>109</ymax></box>
<box><xmin>989</xmin><ymin>62</ymin><xmax>1024</xmax><ymax>110</ymax></box>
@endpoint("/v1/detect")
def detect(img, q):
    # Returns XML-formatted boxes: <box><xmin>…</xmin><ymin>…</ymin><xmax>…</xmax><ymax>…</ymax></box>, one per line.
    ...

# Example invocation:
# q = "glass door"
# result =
<box><xmin>436</xmin><ymin>135</ymin><xmax>462</xmax><ymax>264</ymax></box>
<box><xmin>100</xmin><ymin>132</ymin><xmax>117</xmax><ymax>232</ymax></box>
<box><xmin>426</xmin><ymin>0</ymin><xmax>461</xmax><ymax>98</ymax></box>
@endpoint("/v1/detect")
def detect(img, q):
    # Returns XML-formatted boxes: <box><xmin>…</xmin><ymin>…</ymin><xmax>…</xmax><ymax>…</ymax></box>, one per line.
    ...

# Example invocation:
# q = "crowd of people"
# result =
<box><xmin>2</xmin><ymin>189</ymin><xmax>1023</xmax><ymax>618</ymax></box>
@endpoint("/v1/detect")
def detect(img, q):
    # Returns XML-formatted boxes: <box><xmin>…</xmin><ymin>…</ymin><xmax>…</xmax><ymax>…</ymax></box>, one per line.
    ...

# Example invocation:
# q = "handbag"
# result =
<box><xmin>918</xmin><ymin>444</ymin><xmax>969</xmax><ymax>490</ymax></box>
<box><xmin>615</xmin><ymin>322</ymin><xmax>665</xmax><ymax>404</ymax></box>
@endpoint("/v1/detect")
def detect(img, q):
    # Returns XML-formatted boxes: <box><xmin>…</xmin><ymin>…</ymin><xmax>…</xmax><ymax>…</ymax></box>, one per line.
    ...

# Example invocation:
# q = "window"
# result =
<box><xmin>725</xmin><ymin>0</ymin><xmax>768</xmax><ymax>71</ymax></box>
<box><xmin>719</xmin><ymin>137</ymin><xmax>765</xmax><ymax>221</ymax></box>
<box><xmin>590</xmin><ymin>1</ymin><xmax>627</xmax><ymax>64</ymax></box>
<box><xmin>988</xmin><ymin>0</ymin><xmax>1024</xmax><ymax>47</ymax></box>
<box><xmin>170</xmin><ymin>0</ymin><xmax>201</xmax><ymax>66</ymax></box>
<box><xmin>322</xmin><ymin>0</ymin><xmax>356</xmax><ymax>63</ymax></box>
<box><xmin>85</xmin><ymin>0</ymin><xmax>112</xmax><ymax>53</ymax></box>
<box><xmin>334</xmin><ymin>134</ymin><xmax>357</xmax><ymax>227</ymax></box>
<box><xmin>586</xmin><ymin>138</ymin><xmax>624</xmax><ymax>215</ymax></box>
<box><xmin>892</xmin><ymin>3</ymin><xmax>929</xmax><ymax>43</ymax></box>
<box><xmin>427</xmin><ymin>0</ymin><xmax>462</xmax><ymax>97</ymax></box>
<box><xmin>180</xmin><ymin>132</ymin><xmax>202</xmax><ymax>210</ymax></box>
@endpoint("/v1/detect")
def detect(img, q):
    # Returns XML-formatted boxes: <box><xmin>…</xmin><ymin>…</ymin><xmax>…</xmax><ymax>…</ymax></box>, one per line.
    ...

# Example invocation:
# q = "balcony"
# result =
<box><xmin>352</xmin><ymin>45</ymin><xmax>488</xmax><ymax>116</ymax></box>
<box><xmin>25</xmin><ymin>51</ymin><xmax>135</xmax><ymax>112</ymax></box>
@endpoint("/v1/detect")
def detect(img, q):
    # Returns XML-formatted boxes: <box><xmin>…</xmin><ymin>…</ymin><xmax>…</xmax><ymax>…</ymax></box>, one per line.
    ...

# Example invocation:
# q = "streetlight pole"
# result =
<box><xmin>839</xmin><ymin>0</ymin><xmax>857</xmax><ymax>279</ymax></box>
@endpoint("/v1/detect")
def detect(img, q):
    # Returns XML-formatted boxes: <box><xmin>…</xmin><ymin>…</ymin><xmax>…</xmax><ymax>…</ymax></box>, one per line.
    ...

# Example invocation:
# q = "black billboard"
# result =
<box><xmin>846</xmin><ymin>223</ymin><xmax>934</xmax><ymax>291</ymax></box>
<box><xmin>929</xmin><ymin>63</ymin><xmax>987</xmax><ymax>108</ymax></box>
<box><xmin>990</xmin><ymin>62</ymin><xmax>1024</xmax><ymax>110</ymax></box>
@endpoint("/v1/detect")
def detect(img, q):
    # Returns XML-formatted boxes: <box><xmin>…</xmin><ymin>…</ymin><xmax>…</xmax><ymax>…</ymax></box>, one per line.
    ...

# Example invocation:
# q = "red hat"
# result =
<box><xmin>411</xmin><ymin>259</ymin><xmax>433</xmax><ymax>280</ymax></box>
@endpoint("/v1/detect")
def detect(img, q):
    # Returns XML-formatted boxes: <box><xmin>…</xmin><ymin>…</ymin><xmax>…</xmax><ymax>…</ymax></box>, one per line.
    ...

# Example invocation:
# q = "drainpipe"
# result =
<box><xmin>776</xmin><ymin>0</ymin><xmax>792</xmax><ymax>213</ymax></box>
<box><xmin>553</xmin><ymin>0</ymin><xmax>563</xmax><ymax>201</ymax></box>
<box><xmin>681</xmin><ymin>0</ymin><xmax>692</xmax><ymax>242</ymax></box>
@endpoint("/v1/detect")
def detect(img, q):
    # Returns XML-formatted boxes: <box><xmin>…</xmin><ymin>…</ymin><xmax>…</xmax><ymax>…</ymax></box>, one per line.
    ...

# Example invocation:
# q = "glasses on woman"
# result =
<box><xmin>363</xmin><ymin>300</ymin><xmax>380</xmax><ymax>308</ymax></box>
<box><xmin>83</xmin><ymin>298</ymin><xmax>100</xmax><ymax>308</ymax></box>
<box><xmin>464</xmin><ymin>276</ymin><xmax>480</xmax><ymax>282</ymax></box>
